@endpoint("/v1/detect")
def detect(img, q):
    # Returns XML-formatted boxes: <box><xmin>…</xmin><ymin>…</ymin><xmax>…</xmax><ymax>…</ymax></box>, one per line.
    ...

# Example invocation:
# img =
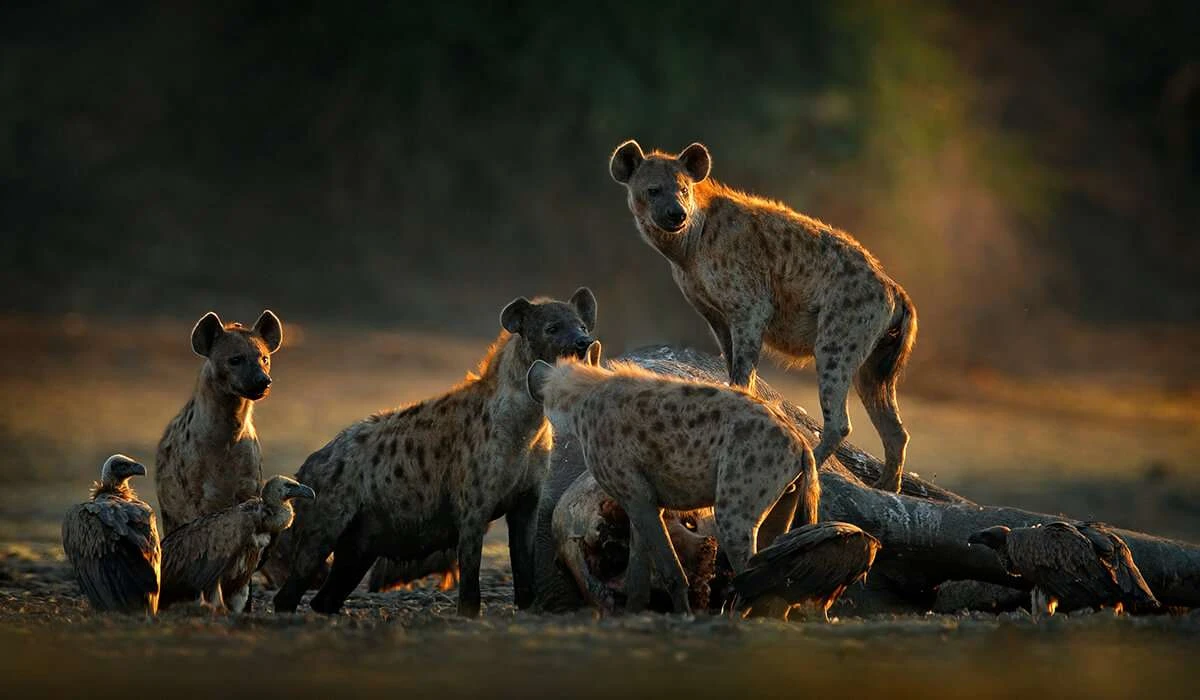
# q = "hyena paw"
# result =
<box><xmin>872</xmin><ymin>473</ymin><xmax>903</xmax><ymax>493</ymax></box>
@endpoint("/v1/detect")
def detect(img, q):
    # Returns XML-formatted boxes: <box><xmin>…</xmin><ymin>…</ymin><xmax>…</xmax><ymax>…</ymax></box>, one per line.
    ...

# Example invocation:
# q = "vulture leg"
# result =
<box><xmin>225</xmin><ymin>582</ymin><xmax>250</xmax><ymax>614</ymax></box>
<box><xmin>203</xmin><ymin>582</ymin><xmax>225</xmax><ymax>611</ymax></box>
<box><xmin>1030</xmin><ymin>587</ymin><xmax>1054</xmax><ymax>621</ymax></box>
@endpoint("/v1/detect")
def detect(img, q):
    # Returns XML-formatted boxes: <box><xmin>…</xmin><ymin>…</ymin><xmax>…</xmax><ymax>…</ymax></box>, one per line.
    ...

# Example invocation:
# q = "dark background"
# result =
<box><xmin>3</xmin><ymin>1</ymin><xmax>1198</xmax><ymax>382</ymax></box>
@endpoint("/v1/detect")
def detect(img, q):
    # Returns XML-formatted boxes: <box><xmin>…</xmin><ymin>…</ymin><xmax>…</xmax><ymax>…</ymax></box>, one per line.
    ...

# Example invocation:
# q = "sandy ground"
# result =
<box><xmin>2</xmin><ymin>315</ymin><xmax>1199</xmax><ymax>696</ymax></box>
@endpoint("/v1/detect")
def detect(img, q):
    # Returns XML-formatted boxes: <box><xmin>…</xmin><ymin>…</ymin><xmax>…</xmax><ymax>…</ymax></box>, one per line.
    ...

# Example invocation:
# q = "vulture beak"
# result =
<box><xmin>288</xmin><ymin>483</ymin><xmax>316</xmax><ymax>500</ymax></box>
<box><xmin>128</xmin><ymin>461</ymin><xmax>148</xmax><ymax>477</ymax></box>
<box><xmin>966</xmin><ymin>533</ymin><xmax>984</xmax><ymax>547</ymax></box>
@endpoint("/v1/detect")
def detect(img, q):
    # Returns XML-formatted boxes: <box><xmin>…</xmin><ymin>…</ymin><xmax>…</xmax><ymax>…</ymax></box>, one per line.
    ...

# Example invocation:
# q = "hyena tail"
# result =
<box><xmin>861</xmin><ymin>286</ymin><xmax>918</xmax><ymax>398</ymax></box>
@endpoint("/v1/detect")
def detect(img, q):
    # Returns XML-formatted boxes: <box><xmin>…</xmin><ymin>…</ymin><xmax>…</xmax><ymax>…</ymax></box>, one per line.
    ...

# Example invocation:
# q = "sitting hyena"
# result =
<box><xmin>526</xmin><ymin>344</ymin><xmax>820</xmax><ymax>615</ymax></box>
<box><xmin>610</xmin><ymin>140</ymin><xmax>917</xmax><ymax>492</ymax></box>
<box><xmin>155</xmin><ymin>310</ymin><xmax>283</xmax><ymax>537</ymax></box>
<box><xmin>273</xmin><ymin>288</ymin><xmax>598</xmax><ymax>617</ymax></box>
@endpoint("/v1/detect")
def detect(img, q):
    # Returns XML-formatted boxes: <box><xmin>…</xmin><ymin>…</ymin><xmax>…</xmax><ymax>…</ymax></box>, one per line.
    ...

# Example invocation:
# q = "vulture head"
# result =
<box><xmin>261</xmin><ymin>475</ymin><xmax>316</xmax><ymax>505</ymax></box>
<box><xmin>99</xmin><ymin>454</ymin><xmax>147</xmax><ymax>489</ymax></box>
<box><xmin>967</xmin><ymin>525</ymin><xmax>1011</xmax><ymax>551</ymax></box>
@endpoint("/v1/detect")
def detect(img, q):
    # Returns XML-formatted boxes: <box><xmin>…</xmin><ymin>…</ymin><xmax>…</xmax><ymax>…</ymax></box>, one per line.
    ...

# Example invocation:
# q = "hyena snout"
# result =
<box><xmin>656</xmin><ymin>203</ymin><xmax>687</xmax><ymax>232</ymax></box>
<box><xmin>239</xmin><ymin>368</ymin><xmax>272</xmax><ymax>399</ymax></box>
<box><xmin>571</xmin><ymin>334</ymin><xmax>595</xmax><ymax>358</ymax></box>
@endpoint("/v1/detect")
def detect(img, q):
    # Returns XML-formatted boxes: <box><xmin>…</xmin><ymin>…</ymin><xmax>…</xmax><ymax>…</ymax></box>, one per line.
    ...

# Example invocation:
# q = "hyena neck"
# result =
<box><xmin>479</xmin><ymin>331</ymin><xmax>544</xmax><ymax>433</ymax></box>
<box><xmin>191</xmin><ymin>367</ymin><xmax>255</xmax><ymax>442</ymax></box>
<box><xmin>635</xmin><ymin>209</ymin><xmax>708</xmax><ymax>269</ymax></box>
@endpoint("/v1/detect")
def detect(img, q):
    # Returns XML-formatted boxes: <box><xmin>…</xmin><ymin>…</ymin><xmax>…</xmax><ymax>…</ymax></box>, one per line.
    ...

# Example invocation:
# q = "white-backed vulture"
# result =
<box><xmin>731</xmin><ymin>521</ymin><xmax>881</xmax><ymax>621</ymax></box>
<box><xmin>61</xmin><ymin>454</ymin><xmax>161</xmax><ymax>615</ymax></box>
<box><xmin>968</xmin><ymin>521</ymin><xmax>1159</xmax><ymax>618</ymax></box>
<box><xmin>160</xmin><ymin>475</ymin><xmax>314</xmax><ymax>613</ymax></box>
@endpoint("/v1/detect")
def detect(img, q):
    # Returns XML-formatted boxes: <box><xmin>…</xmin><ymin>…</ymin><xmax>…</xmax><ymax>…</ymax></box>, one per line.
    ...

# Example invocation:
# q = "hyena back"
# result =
<box><xmin>527</xmin><ymin>349</ymin><xmax>819</xmax><ymax>615</ymax></box>
<box><xmin>272</xmin><ymin>289</ymin><xmax>598</xmax><ymax>618</ymax></box>
<box><xmin>155</xmin><ymin>310</ymin><xmax>283</xmax><ymax>537</ymax></box>
<box><xmin>610</xmin><ymin>140</ymin><xmax>916</xmax><ymax>492</ymax></box>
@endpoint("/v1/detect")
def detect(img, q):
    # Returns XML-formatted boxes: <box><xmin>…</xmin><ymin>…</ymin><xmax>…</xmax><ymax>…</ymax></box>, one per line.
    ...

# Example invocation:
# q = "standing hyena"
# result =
<box><xmin>526</xmin><ymin>345</ymin><xmax>820</xmax><ymax>615</ymax></box>
<box><xmin>609</xmin><ymin>140</ymin><xmax>917</xmax><ymax>492</ymax></box>
<box><xmin>156</xmin><ymin>310</ymin><xmax>283</xmax><ymax>537</ymax></box>
<box><xmin>273</xmin><ymin>289</ymin><xmax>598</xmax><ymax>617</ymax></box>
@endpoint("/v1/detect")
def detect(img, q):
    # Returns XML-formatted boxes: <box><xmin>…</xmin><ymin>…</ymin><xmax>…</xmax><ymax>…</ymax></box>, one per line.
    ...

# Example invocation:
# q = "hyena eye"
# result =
<box><xmin>229</xmin><ymin>356</ymin><xmax>244</xmax><ymax>366</ymax></box>
<box><xmin>679</xmin><ymin>185</ymin><xmax>689</xmax><ymax>196</ymax></box>
<box><xmin>647</xmin><ymin>185</ymin><xmax>661</xmax><ymax>197</ymax></box>
<box><xmin>681</xmin><ymin>516</ymin><xmax>697</xmax><ymax>532</ymax></box>
<box><xmin>545</xmin><ymin>323</ymin><xmax>561</xmax><ymax>335</ymax></box>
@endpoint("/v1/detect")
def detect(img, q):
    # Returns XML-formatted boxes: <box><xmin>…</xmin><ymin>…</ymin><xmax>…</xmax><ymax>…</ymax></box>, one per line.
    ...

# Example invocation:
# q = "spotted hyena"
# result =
<box><xmin>273</xmin><ymin>289</ymin><xmax>598</xmax><ymax>617</ymax></box>
<box><xmin>609</xmin><ymin>141</ymin><xmax>917</xmax><ymax>492</ymax></box>
<box><xmin>526</xmin><ymin>345</ymin><xmax>819</xmax><ymax>615</ymax></box>
<box><xmin>155</xmin><ymin>310</ymin><xmax>283</xmax><ymax>537</ymax></box>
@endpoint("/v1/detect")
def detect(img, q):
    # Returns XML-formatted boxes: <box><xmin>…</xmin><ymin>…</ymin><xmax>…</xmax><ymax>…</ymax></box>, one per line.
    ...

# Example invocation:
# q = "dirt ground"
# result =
<box><xmin>2</xmin><ymin>315</ymin><xmax>1199</xmax><ymax>697</ymax></box>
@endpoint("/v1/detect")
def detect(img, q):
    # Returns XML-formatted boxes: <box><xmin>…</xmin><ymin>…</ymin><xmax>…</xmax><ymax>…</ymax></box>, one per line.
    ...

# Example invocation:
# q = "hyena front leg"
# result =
<box><xmin>455</xmin><ymin>506</ymin><xmax>490</xmax><ymax>618</ymax></box>
<box><xmin>505</xmin><ymin>488</ymin><xmax>539</xmax><ymax>609</ymax></box>
<box><xmin>623</xmin><ymin>525</ymin><xmax>652</xmax><ymax>613</ymax></box>
<box><xmin>622</xmin><ymin>495</ymin><xmax>691</xmax><ymax>615</ymax></box>
<box><xmin>693</xmin><ymin>300</ymin><xmax>734</xmax><ymax>380</ymax></box>
<box><xmin>726</xmin><ymin>305</ymin><xmax>772</xmax><ymax>389</ymax></box>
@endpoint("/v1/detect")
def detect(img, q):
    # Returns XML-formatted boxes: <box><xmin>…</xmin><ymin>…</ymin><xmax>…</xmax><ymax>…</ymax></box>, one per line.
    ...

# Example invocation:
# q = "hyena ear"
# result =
<box><xmin>500</xmin><ymin>297</ymin><xmax>533</xmax><ymax>335</ymax></box>
<box><xmin>609</xmin><ymin>140</ymin><xmax>645</xmax><ymax>184</ymax></box>
<box><xmin>569</xmin><ymin>287</ymin><xmax>597</xmax><ymax>331</ymax></box>
<box><xmin>678</xmin><ymin>142</ymin><xmax>711</xmax><ymax>183</ymax></box>
<box><xmin>526</xmin><ymin>360</ymin><xmax>554</xmax><ymax>403</ymax></box>
<box><xmin>253</xmin><ymin>309</ymin><xmax>284</xmax><ymax>353</ymax></box>
<box><xmin>190</xmin><ymin>312</ymin><xmax>225</xmax><ymax>358</ymax></box>
<box><xmin>584</xmin><ymin>340</ymin><xmax>602</xmax><ymax>367</ymax></box>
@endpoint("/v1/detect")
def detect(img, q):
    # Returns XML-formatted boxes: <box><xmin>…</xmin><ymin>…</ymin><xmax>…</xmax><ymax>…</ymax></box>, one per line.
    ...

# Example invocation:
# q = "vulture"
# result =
<box><xmin>160</xmin><ymin>475</ymin><xmax>314</xmax><ymax>613</ymax></box>
<box><xmin>731</xmin><ymin>521</ymin><xmax>881</xmax><ymax>621</ymax></box>
<box><xmin>968</xmin><ymin>521</ymin><xmax>1159</xmax><ymax>618</ymax></box>
<box><xmin>61</xmin><ymin>454</ymin><xmax>161</xmax><ymax>615</ymax></box>
<box><xmin>368</xmin><ymin>551</ymin><xmax>460</xmax><ymax>593</ymax></box>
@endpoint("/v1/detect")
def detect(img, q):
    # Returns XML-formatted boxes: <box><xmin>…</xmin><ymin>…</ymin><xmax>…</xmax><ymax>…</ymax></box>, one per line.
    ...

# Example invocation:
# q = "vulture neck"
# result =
<box><xmin>92</xmin><ymin>478</ymin><xmax>136</xmax><ymax>501</ymax></box>
<box><xmin>260</xmin><ymin>499</ymin><xmax>296</xmax><ymax>534</ymax></box>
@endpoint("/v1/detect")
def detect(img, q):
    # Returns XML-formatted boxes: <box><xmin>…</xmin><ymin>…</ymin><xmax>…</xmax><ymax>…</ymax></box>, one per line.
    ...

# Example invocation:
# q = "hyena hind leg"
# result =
<box><xmin>855</xmin><ymin>373</ymin><xmax>909</xmax><ymax>493</ymax></box>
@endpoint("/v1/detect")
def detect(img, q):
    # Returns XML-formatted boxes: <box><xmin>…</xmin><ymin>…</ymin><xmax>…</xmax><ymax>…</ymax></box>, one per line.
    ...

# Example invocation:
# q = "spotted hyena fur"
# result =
<box><xmin>272</xmin><ymin>289</ymin><xmax>598</xmax><ymax>617</ymax></box>
<box><xmin>527</xmin><ymin>349</ymin><xmax>819</xmax><ymax>615</ymax></box>
<box><xmin>155</xmin><ymin>310</ymin><xmax>283</xmax><ymax>537</ymax></box>
<box><xmin>610</xmin><ymin>140</ymin><xmax>917</xmax><ymax>492</ymax></box>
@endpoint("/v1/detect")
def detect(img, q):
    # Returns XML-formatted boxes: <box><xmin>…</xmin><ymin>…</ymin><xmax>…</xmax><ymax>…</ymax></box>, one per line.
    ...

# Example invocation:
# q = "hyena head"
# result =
<box><xmin>501</xmin><ymin>287</ymin><xmax>597</xmax><ymax>365</ymax></box>
<box><xmin>190</xmin><ymin>309</ymin><xmax>283</xmax><ymax>400</ymax></box>
<box><xmin>609</xmin><ymin>140</ymin><xmax>711</xmax><ymax>234</ymax></box>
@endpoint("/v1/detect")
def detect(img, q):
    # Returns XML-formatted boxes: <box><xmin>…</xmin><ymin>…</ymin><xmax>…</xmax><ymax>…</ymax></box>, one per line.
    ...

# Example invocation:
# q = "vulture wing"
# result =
<box><xmin>733</xmin><ymin>522</ymin><xmax>880</xmax><ymax>603</ymax></box>
<box><xmin>62</xmin><ymin>496</ymin><xmax>160</xmax><ymax>614</ymax></box>
<box><xmin>160</xmin><ymin>504</ymin><xmax>258</xmax><ymax>606</ymax></box>
<box><xmin>1010</xmin><ymin>522</ymin><xmax>1118</xmax><ymax>607</ymax></box>
<box><xmin>1078</xmin><ymin>523</ymin><xmax>1159</xmax><ymax>608</ymax></box>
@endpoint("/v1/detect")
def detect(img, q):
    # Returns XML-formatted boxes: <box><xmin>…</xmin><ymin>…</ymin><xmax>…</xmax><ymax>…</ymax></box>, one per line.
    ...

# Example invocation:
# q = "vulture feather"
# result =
<box><xmin>61</xmin><ymin>454</ymin><xmax>160</xmax><ymax>615</ymax></box>
<box><xmin>160</xmin><ymin>475</ymin><xmax>314</xmax><ymax>613</ymax></box>
<box><xmin>968</xmin><ymin>521</ymin><xmax>1159</xmax><ymax>618</ymax></box>
<box><xmin>732</xmin><ymin>521</ymin><xmax>881</xmax><ymax>621</ymax></box>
